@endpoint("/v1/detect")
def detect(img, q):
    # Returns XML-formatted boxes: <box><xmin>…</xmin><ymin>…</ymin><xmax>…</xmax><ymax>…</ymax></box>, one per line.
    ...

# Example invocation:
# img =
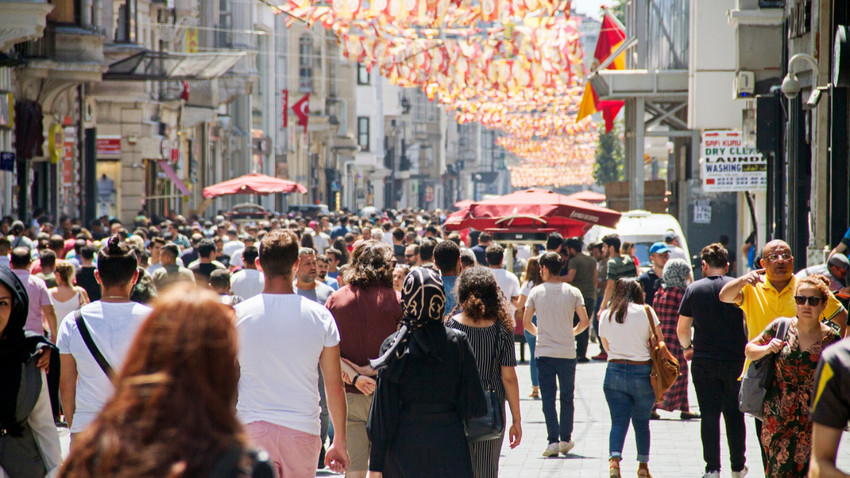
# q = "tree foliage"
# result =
<box><xmin>593</xmin><ymin>122</ymin><xmax>624</xmax><ymax>185</ymax></box>
<box><xmin>610</xmin><ymin>0</ymin><xmax>627</xmax><ymax>25</ymax></box>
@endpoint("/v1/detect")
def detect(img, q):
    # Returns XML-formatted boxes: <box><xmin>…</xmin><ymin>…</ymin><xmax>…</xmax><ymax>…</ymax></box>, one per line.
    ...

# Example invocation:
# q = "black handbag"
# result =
<box><xmin>465</xmin><ymin>388</ymin><xmax>504</xmax><ymax>443</ymax></box>
<box><xmin>738</xmin><ymin>318</ymin><xmax>791</xmax><ymax>420</ymax></box>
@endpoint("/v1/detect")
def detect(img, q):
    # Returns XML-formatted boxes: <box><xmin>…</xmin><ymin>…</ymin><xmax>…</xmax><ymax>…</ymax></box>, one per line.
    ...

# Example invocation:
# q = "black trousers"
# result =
<box><xmin>47</xmin><ymin>347</ymin><xmax>61</xmax><ymax>420</ymax></box>
<box><xmin>691</xmin><ymin>358</ymin><xmax>747</xmax><ymax>473</ymax></box>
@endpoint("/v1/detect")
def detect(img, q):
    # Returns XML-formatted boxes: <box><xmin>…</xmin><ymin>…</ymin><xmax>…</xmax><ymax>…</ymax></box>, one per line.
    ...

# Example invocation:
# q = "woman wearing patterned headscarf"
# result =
<box><xmin>367</xmin><ymin>268</ymin><xmax>487</xmax><ymax>478</ymax></box>
<box><xmin>651</xmin><ymin>258</ymin><xmax>699</xmax><ymax>419</ymax></box>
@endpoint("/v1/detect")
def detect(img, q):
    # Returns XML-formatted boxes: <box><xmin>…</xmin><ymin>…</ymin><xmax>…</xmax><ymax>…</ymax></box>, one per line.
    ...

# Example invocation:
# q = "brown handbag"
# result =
<box><xmin>644</xmin><ymin>305</ymin><xmax>680</xmax><ymax>403</ymax></box>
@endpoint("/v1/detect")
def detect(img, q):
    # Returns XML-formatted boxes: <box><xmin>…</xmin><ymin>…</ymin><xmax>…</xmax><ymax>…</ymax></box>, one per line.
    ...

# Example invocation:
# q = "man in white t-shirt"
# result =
<box><xmin>235</xmin><ymin>229</ymin><xmax>349</xmax><ymax>476</ymax></box>
<box><xmin>523</xmin><ymin>251</ymin><xmax>589</xmax><ymax>459</ymax></box>
<box><xmin>485</xmin><ymin>244</ymin><xmax>521</xmax><ymax>326</ymax></box>
<box><xmin>229</xmin><ymin>246</ymin><xmax>264</xmax><ymax>299</ymax></box>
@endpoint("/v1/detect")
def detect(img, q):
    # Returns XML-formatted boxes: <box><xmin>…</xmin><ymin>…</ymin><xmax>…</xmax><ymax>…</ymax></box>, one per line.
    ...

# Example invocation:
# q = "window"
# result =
<box><xmin>299</xmin><ymin>35</ymin><xmax>313</xmax><ymax>92</ymax></box>
<box><xmin>49</xmin><ymin>0</ymin><xmax>80</xmax><ymax>25</ymax></box>
<box><xmin>357</xmin><ymin>117</ymin><xmax>369</xmax><ymax>151</ymax></box>
<box><xmin>218</xmin><ymin>0</ymin><xmax>232</xmax><ymax>48</ymax></box>
<box><xmin>114</xmin><ymin>0</ymin><xmax>137</xmax><ymax>43</ymax></box>
<box><xmin>357</xmin><ymin>64</ymin><xmax>370</xmax><ymax>85</ymax></box>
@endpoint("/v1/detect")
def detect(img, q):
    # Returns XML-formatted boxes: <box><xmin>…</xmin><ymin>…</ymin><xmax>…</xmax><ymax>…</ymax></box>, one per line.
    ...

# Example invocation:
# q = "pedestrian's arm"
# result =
<box><xmin>832</xmin><ymin>309</ymin><xmax>848</xmax><ymax>338</ymax></box>
<box><xmin>563</xmin><ymin>268</ymin><xmax>576</xmax><ymax>283</ymax></box>
<box><xmin>573</xmin><ymin>305</ymin><xmax>589</xmax><ymax>336</ymax></box>
<box><xmin>600</xmin><ymin>279</ymin><xmax>614</xmax><ymax>311</ymax></box>
<box><xmin>523</xmin><ymin>305</ymin><xmax>537</xmax><ymax>336</ymax></box>
<box><xmin>42</xmin><ymin>305</ymin><xmax>57</xmax><ymax>343</ymax></box>
<box><xmin>59</xmin><ymin>354</ymin><xmax>77</xmax><ymax>427</ymax></box>
<box><xmin>745</xmin><ymin>330</ymin><xmax>783</xmax><ymax>361</ymax></box>
<box><xmin>809</xmin><ymin>423</ymin><xmax>849</xmax><ymax>478</ymax></box>
<box><xmin>719</xmin><ymin>268</ymin><xmax>764</xmax><ymax>304</ymax></box>
<box><xmin>319</xmin><ymin>345</ymin><xmax>350</xmax><ymax>473</ymax></box>
<box><xmin>677</xmin><ymin>315</ymin><xmax>694</xmax><ymax>360</ymax></box>
<box><xmin>500</xmin><ymin>365</ymin><xmax>522</xmax><ymax>449</ymax></box>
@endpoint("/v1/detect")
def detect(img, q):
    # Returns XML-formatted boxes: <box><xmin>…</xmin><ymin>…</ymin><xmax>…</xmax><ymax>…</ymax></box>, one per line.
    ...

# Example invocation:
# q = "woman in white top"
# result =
<box><xmin>48</xmin><ymin>261</ymin><xmax>89</xmax><ymax>327</ymax></box>
<box><xmin>598</xmin><ymin>278</ymin><xmax>664</xmax><ymax>478</ymax></box>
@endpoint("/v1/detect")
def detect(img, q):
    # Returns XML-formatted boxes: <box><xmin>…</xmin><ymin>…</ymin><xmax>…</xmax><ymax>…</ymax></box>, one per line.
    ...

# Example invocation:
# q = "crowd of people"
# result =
<box><xmin>0</xmin><ymin>210</ymin><xmax>848</xmax><ymax>478</ymax></box>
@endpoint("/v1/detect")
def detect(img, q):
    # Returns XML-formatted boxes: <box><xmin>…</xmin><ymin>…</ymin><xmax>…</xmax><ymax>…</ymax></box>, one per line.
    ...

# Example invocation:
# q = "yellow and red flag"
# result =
<box><xmin>577</xmin><ymin>11</ymin><xmax>626</xmax><ymax>133</ymax></box>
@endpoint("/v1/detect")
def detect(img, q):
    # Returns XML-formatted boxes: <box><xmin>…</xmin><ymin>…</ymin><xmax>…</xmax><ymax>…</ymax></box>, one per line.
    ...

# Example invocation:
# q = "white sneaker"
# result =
<box><xmin>731</xmin><ymin>466</ymin><xmax>748</xmax><ymax>478</ymax></box>
<box><xmin>701</xmin><ymin>472</ymin><xmax>719</xmax><ymax>478</ymax></box>
<box><xmin>559</xmin><ymin>440</ymin><xmax>575</xmax><ymax>456</ymax></box>
<box><xmin>542</xmin><ymin>443</ymin><xmax>560</xmax><ymax>457</ymax></box>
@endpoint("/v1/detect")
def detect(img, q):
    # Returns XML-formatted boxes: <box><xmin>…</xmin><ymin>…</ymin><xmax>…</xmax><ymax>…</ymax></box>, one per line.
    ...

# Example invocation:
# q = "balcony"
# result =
<box><xmin>0</xmin><ymin>0</ymin><xmax>54</xmax><ymax>52</ymax></box>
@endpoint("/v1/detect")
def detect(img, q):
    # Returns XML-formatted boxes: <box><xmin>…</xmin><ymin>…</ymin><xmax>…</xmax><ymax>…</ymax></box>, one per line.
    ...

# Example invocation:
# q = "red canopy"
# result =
<box><xmin>453</xmin><ymin>199</ymin><xmax>475</xmax><ymax>209</ymax></box>
<box><xmin>445</xmin><ymin>188</ymin><xmax>621</xmax><ymax>237</ymax></box>
<box><xmin>565</xmin><ymin>190</ymin><xmax>606</xmax><ymax>204</ymax></box>
<box><xmin>203</xmin><ymin>173</ymin><xmax>307</xmax><ymax>199</ymax></box>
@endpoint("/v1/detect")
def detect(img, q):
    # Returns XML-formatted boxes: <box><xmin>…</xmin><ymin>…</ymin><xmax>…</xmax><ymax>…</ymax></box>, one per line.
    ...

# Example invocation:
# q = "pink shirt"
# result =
<box><xmin>11</xmin><ymin>269</ymin><xmax>52</xmax><ymax>335</ymax></box>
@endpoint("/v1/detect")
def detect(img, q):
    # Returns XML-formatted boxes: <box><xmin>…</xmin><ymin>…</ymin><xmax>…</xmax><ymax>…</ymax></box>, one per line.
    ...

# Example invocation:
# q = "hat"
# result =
<box><xmin>663</xmin><ymin>230</ymin><xmax>676</xmax><ymax>241</ymax></box>
<box><xmin>649</xmin><ymin>242</ymin><xmax>670</xmax><ymax>255</ymax></box>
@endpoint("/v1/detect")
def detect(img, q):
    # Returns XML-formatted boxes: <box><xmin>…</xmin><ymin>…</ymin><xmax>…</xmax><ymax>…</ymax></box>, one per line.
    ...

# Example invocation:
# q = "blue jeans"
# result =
<box><xmin>603</xmin><ymin>363</ymin><xmax>655</xmax><ymax>462</ymax></box>
<box><xmin>524</xmin><ymin>316</ymin><xmax>539</xmax><ymax>386</ymax></box>
<box><xmin>537</xmin><ymin>357</ymin><xmax>576</xmax><ymax>444</ymax></box>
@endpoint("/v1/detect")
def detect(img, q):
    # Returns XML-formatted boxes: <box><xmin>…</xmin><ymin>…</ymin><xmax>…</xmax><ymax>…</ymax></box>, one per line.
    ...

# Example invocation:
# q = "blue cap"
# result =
<box><xmin>650</xmin><ymin>242</ymin><xmax>670</xmax><ymax>255</ymax></box>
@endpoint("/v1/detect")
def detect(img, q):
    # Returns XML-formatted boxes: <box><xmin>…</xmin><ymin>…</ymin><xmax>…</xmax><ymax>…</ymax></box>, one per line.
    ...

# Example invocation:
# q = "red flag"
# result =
<box><xmin>292</xmin><ymin>94</ymin><xmax>310</xmax><ymax>134</ymax></box>
<box><xmin>576</xmin><ymin>11</ymin><xmax>626</xmax><ymax>133</ymax></box>
<box><xmin>282</xmin><ymin>89</ymin><xmax>288</xmax><ymax>128</ymax></box>
<box><xmin>180</xmin><ymin>81</ymin><xmax>190</xmax><ymax>102</ymax></box>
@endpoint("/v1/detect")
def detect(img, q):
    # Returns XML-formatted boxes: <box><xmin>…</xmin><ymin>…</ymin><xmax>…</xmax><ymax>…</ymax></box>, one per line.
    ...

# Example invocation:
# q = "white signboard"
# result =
<box><xmin>701</xmin><ymin>130</ymin><xmax>766</xmax><ymax>192</ymax></box>
<box><xmin>694</xmin><ymin>200</ymin><xmax>711</xmax><ymax>224</ymax></box>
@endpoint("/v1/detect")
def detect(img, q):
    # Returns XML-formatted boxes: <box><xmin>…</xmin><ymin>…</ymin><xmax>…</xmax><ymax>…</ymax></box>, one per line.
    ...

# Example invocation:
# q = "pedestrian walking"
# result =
<box><xmin>599</xmin><ymin>234</ymin><xmax>638</xmax><ymax>315</ymax></box>
<box><xmin>651</xmin><ymin>258</ymin><xmax>699</xmax><ymax>419</ymax></box>
<box><xmin>517</xmin><ymin>256</ymin><xmax>543</xmax><ymax>398</ymax></box>
<box><xmin>564</xmin><ymin>238</ymin><xmax>598</xmax><ymax>363</ymax></box>
<box><xmin>485</xmin><ymin>244</ymin><xmax>521</xmax><ymax>325</ymax></box>
<box><xmin>74</xmin><ymin>246</ymin><xmax>100</xmax><ymax>302</ymax></box>
<box><xmin>48</xmin><ymin>260</ymin><xmax>90</xmax><ymax>328</ymax></box>
<box><xmin>57</xmin><ymin>236</ymin><xmax>153</xmax><ymax>444</ymax></box>
<box><xmin>809</xmin><ymin>335</ymin><xmax>850</xmax><ymax>477</ymax></box>
<box><xmin>677</xmin><ymin>243</ymin><xmax>749</xmax><ymax>478</ymax></box>
<box><xmin>434</xmin><ymin>240</ymin><xmax>461</xmax><ymax>316</ymax></box>
<box><xmin>744</xmin><ymin>275</ymin><xmax>841</xmax><ymax>477</ymax></box>
<box><xmin>367</xmin><ymin>268</ymin><xmax>487</xmax><ymax>478</ymax></box>
<box><xmin>58</xmin><ymin>285</ymin><xmax>273</xmax><ymax>477</ymax></box>
<box><xmin>0</xmin><ymin>267</ymin><xmax>62</xmax><ymax>477</ymax></box>
<box><xmin>325</xmin><ymin>240</ymin><xmax>402</xmax><ymax>478</ymax></box>
<box><xmin>392</xmin><ymin>265</ymin><xmax>408</xmax><ymax>292</ymax></box>
<box><xmin>638</xmin><ymin>243</ymin><xmax>670</xmax><ymax>308</ymax></box>
<box><xmin>522</xmin><ymin>252</ymin><xmax>589</xmax><ymax>457</ymax></box>
<box><xmin>446</xmin><ymin>266</ymin><xmax>522</xmax><ymax>478</ymax></box>
<box><xmin>150</xmin><ymin>243</ymin><xmax>195</xmax><ymax>290</ymax></box>
<box><xmin>10</xmin><ymin>247</ymin><xmax>58</xmax><ymax>341</ymax></box>
<box><xmin>234</xmin><ymin>229</ymin><xmax>349</xmax><ymax>477</ymax></box>
<box><xmin>229</xmin><ymin>246</ymin><xmax>264</xmax><ymax>299</ymax></box>
<box><xmin>598</xmin><ymin>278</ymin><xmax>662</xmax><ymax>478</ymax></box>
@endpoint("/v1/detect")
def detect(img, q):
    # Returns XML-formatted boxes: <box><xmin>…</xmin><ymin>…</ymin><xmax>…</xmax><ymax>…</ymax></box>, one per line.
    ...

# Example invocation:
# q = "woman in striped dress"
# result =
<box><xmin>446</xmin><ymin>266</ymin><xmax>522</xmax><ymax>478</ymax></box>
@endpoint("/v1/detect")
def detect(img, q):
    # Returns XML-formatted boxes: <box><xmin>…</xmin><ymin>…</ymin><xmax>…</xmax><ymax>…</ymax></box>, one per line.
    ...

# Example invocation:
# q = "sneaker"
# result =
<box><xmin>592</xmin><ymin>352</ymin><xmax>608</xmax><ymax>361</ymax></box>
<box><xmin>559</xmin><ymin>440</ymin><xmax>575</xmax><ymax>456</ymax></box>
<box><xmin>577</xmin><ymin>357</ymin><xmax>590</xmax><ymax>363</ymax></box>
<box><xmin>542</xmin><ymin>443</ymin><xmax>560</xmax><ymax>457</ymax></box>
<box><xmin>650</xmin><ymin>411</ymin><xmax>661</xmax><ymax>420</ymax></box>
<box><xmin>680</xmin><ymin>411</ymin><xmax>701</xmax><ymax>420</ymax></box>
<box><xmin>701</xmin><ymin>471</ymin><xmax>720</xmax><ymax>478</ymax></box>
<box><xmin>731</xmin><ymin>466</ymin><xmax>749</xmax><ymax>478</ymax></box>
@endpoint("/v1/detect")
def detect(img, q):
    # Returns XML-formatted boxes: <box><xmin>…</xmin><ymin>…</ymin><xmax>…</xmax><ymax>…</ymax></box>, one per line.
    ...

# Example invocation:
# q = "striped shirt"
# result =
<box><xmin>606</xmin><ymin>255</ymin><xmax>637</xmax><ymax>282</ymax></box>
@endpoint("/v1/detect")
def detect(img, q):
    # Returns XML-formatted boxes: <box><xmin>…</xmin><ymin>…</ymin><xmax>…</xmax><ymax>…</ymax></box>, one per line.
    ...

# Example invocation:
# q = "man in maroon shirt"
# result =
<box><xmin>325</xmin><ymin>240</ymin><xmax>402</xmax><ymax>478</ymax></box>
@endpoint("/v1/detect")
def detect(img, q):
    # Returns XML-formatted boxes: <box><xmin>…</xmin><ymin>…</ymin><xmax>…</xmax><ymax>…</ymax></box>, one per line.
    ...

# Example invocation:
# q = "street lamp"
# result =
<box><xmin>781</xmin><ymin>53</ymin><xmax>819</xmax><ymax>100</ymax></box>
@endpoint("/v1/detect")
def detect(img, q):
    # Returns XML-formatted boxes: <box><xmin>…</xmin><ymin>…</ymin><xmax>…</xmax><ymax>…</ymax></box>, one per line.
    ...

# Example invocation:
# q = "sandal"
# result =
<box><xmin>637</xmin><ymin>463</ymin><xmax>652</xmax><ymax>478</ymax></box>
<box><xmin>609</xmin><ymin>458</ymin><xmax>621</xmax><ymax>478</ymax></box>
<box><xmin>529</xmin><ymin>387</ymin><xmax>539</xmax><ymax>399</ymax></box>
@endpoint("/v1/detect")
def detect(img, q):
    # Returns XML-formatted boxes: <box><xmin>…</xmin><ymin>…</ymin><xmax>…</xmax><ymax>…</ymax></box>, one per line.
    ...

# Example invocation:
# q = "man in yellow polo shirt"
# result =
<box><xmin>719</xmin><ymin>239</ymin><xmax>847</xmax><ymax>470</ymax></box>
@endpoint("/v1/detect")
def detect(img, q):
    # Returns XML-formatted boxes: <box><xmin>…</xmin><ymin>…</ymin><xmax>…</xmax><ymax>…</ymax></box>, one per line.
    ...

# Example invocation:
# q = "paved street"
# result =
<box><xmin>59</xmin><ymin>342</ymin><xmax>850</xmax><ymax>477</ymax></box>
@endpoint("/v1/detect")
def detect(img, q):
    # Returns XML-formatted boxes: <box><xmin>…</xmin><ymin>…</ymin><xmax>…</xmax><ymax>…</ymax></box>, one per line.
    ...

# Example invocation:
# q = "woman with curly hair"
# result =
<box><xmin>59</xmin><ymin>284</ymin><xmax>273</xmax><ymax>477</ymax></box>
<box><xmin>745</xmin><ymin>275</ymin><xmax>841</xmax><ymax>477</ymax></box>
<box><xmin>446</xmin><ymin>266</ymin><xmax>522</xmax><ymax>478</ymax></box>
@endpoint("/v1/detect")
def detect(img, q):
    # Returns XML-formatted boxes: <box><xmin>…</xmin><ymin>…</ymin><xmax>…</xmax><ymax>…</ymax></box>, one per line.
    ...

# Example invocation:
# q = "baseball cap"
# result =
<box><xmin>663</xmin><ymin>230</ymin><xmax>676</xmax><ymax>241</ymax></box>
<box><xmin>649</xmin><ymin>242</ymin><xmax>670</xmax><ymax>255</ymax></box>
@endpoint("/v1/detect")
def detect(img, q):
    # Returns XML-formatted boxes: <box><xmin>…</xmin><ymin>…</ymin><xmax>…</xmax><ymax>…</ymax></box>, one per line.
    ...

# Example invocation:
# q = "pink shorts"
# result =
<box><xmin>245</xmin><ymin>421</ymin><xmax>321</xmax><ymax>478</ymax></box>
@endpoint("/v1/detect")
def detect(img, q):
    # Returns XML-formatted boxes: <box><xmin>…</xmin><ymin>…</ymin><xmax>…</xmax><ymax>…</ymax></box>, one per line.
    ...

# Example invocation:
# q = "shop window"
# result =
<box><xmin>357</xmin><ymin>64</ymin><xmax>370</xmax><ymax>85</ymax></box>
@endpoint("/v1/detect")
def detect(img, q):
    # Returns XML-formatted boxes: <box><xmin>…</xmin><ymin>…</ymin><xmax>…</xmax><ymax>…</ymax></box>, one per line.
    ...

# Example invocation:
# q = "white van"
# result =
<box><xmin>584</xmin><ymin>210</ymin><xmax>692</xmax><ymax>271</ymax></box>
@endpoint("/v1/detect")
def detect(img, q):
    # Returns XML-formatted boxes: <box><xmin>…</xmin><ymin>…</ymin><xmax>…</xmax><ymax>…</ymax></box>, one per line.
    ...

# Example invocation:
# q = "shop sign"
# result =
<box><xmin>97</xmin><ymin>135</ymin><xmax>122</xmax><ymax>157</ymax></box>
<box><xmin>63</xmin><ymin>127</ymin><xmax>75</xmax><ymax>186</ymax></box>
<box><xmin>0</xmin><ymin>151</ymin><xmax>14</xmax><ymax>171</ymax></box>
<box><xmin>701</xmin><ymin>130</ymin><xmax>766</xmax><ymax>192</ymax></box>
<box><xmin>693</xmin><ymin>200</ymin><xmax>711</xmax><ymax>224</ymax></box>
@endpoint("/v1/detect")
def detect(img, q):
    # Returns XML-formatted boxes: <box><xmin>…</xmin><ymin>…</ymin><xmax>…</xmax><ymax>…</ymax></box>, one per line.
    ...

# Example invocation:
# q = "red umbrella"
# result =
<box><xmin>565</xmin><ymin>190</ymin><xmax>606</xmax><ymax>204</ymax></box>
<box><xmin>203</xmin><ymin>173</ymin><xmax>307</xmax><ymax>199</ymax></box>
<box><xmin>454</xmin><ymin>199</ymin><xmax>475</xmax><ymax>209</ymax></box>
<box><xmin>457</xmin><ymin>188</ymin><xmax>621</xmax><ymax>236</ymax></box>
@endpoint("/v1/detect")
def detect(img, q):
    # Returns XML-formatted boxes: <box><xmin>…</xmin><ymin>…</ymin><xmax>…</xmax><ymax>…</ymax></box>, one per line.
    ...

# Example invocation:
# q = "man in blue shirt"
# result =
<box><xmin>434</xmin><ymin>240</ymin><xmax>461</xmax><ymax>317</ymax></box>
<box><xmin>330</xmin><ymin>216</ymin><xmax>350</xmax><ymax>240</ymax></box>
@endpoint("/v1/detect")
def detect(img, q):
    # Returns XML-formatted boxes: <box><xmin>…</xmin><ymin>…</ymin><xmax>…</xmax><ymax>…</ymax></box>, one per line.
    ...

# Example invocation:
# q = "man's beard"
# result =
<box><xmin>318</xmin><ymin>271</ymin><xmax>327</xmax><ymax>279</ymax></box>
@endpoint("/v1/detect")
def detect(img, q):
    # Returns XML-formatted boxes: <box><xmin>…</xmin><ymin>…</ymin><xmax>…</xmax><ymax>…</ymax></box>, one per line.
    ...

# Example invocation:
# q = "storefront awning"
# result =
<box><xmin>104</xmin><ymin>51</ymin><xmax>246</xmax><ymax>81</ymax></box>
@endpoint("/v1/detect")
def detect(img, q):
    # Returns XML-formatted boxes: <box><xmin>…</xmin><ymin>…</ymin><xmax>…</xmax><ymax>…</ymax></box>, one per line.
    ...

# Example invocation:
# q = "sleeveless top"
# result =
<box><xmin>49</xmin><ymin>289</ymin><xmax>82</xmax><ymax>325</ymax></box>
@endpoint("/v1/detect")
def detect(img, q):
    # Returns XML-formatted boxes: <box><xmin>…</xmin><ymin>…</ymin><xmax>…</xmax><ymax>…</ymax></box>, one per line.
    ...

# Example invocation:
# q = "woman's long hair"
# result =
<box><xmin>524</xmin><ymin>256</ymin><xmax>543</xmax><ymax>288</ymax></box>
<box><xmin>609</xmin><ymin>278</ymin><xmax>645</xmax><ymax>324</ymax></box>
<box><xmin>456</xmin><ymin>266</ymin><xmax>512</xmax><ymax>330</ymax></box>
<box><xmin>60</xmin><ymin>285</ymin><xmax>244</xmax><ymax>478</ymax></box>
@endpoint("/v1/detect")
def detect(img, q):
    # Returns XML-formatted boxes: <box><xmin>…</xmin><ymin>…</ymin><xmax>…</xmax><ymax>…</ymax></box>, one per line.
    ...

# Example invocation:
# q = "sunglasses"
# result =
<box><xmin>794</xmin><ymin>295</ymin><xmax>825</xmax><ymax>306</ymax></box>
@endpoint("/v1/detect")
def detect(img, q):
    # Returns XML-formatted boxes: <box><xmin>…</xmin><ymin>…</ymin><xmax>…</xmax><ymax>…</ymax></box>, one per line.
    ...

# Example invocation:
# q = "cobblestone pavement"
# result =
<box><xmin>58</xmin><ymin>343</ymin><xmax>850</xmax><ymax>477</ymax></box>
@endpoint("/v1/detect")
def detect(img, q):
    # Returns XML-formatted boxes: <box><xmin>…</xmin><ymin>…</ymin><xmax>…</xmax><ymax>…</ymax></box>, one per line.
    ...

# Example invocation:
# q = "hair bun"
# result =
<box><xmin>107</xmin><ymin>235</ymin><xmax>121</xmax><ymax>252</ymax></box>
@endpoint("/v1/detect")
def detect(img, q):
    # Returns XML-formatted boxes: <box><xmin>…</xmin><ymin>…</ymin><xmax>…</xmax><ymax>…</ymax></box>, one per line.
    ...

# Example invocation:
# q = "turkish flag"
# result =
<box><xmin>292</xmin><ymin>94</ymin><xmax>310</xmax><ymax>134</ymax></box>
<box><xmin>180</xmin><ymin>81</ymin><xmax>190</xmax><ymax>102</ymax></box>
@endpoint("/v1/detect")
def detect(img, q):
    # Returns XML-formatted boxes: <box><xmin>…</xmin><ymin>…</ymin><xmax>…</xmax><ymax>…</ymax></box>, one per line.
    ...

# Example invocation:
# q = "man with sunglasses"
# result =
<box><xmin>719</xmin><ymin>239</ymin><xmax>847</xmax><ymax>468</ymax></box>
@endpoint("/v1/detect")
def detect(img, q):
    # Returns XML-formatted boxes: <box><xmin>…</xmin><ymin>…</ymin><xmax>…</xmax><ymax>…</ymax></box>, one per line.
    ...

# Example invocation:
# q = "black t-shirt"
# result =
<box><xmin>190</xmin><ymin>262</ymin><xmax>225</xmax><ymax>282</ymax></box>
<box><xmin>75</xmin><ymin>266</ymin><xmax>101</xmax><ymax>301</ymax></box>
<box><xmin>678</xmin><ymin>275</ymin><xmax>746</xmax><ymax>361</ymax></box>
<box><xmin>638</xmin><ymin>270</ymin><xmax>661</xmax><ymax>307</ymax></box>
<box><xmin>811</xmin><ymin>340</ymin><xmax>850</xmax><ymax>429</ymax></box>
<box><xmin>393</xmin><ymin>244</ymin><xmax>406</xmax><ymax>261</ymax></box>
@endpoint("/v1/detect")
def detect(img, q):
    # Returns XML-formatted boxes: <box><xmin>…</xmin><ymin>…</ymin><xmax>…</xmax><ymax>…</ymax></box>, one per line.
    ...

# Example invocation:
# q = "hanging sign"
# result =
<box><xmin>701</xmin><ymin>130</ymin><xmax>766</xmax><ymax>192</ymax></box>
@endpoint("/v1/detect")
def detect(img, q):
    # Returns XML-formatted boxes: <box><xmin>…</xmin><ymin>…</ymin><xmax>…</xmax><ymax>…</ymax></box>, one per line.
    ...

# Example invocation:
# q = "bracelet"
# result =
<box><xmin>353</xmin><ymin>373</ymin><xmax>361</xmax><ymax>386</ymax></box>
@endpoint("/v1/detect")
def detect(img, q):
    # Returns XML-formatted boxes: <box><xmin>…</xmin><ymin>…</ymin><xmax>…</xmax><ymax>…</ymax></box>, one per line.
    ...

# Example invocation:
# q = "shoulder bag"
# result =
<box><xmin>644</xmin><ymin>305</ymin><xmax>680</xmax><ymax>403</ymax></box>
<box><xmin>738</xmin><ymin>317</ymin><xmax>791</xmax><ymax>420</ymax></box>
<box><xmin>465</xmin><ymin>324</ymin><xmax>506</xmax><ymax>443</ymax></box>
<box><xmin>74</xmin><ymin>310</ymin><xmax>115</xmax><ymax>382</ymax></box>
